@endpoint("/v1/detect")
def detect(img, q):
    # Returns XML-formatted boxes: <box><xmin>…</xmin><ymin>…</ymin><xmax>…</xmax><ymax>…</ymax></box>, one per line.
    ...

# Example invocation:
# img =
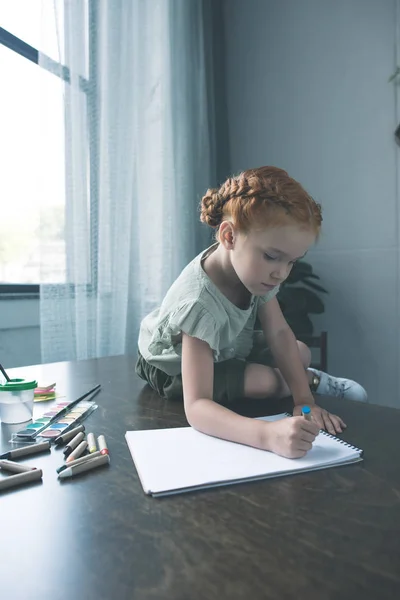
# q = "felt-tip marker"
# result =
<box><xmin>58</xmin><ymin>454</ymin><xmax>110</xmax><ymax>479</ymax></box>
<box><xmin>0</xmin><ymin>440</ymin><xmax>51</xmax><ymax>460</ymax></box>
<box><xmin>63</xmin><ymin>431</ymin><xmax>85</xmax><ymax>456</ymax></box>
<box><xmin>87</xmin><ymin>432</ymin><xmax>97</xmax><ymax>453</ymax></box>
<box><xmin>0</xmin><ymin>460</ymin><xmax>37</xmax><ymax>473</ymax></box>
<box><xmin>66</xmin><ymin>440</ymin><xmax>88</xmax><ymax>463</ymax></box>
<box><xmin>57</xmin><ymin>450</ymin><xmax>102</xmax><ymax>473</ymax></box>
<box><xmin>302</xmin><ymin>406</ymin><xmax>312</xmax><ymax>421</ymax></box>
<box><xmin>54</xmin><ymin>425</ymin><xmax>85</xmax><ymax>446</ymax></box>
<box><xmin>98</xmin><ymin>435</ymin><xmax>109</xmax><ymax>456</ymax></box>
<box><xmin>0</xmin><ymin>469</ymin><xmax>43</xmax><ymax>492</ymax></box>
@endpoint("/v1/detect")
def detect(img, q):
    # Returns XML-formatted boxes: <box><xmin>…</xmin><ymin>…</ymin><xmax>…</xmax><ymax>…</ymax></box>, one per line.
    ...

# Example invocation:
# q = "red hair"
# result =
<box><xmin>200</xmin><ymin>166</ymin><xmax>322</xmax><ymax>237</ymax></box>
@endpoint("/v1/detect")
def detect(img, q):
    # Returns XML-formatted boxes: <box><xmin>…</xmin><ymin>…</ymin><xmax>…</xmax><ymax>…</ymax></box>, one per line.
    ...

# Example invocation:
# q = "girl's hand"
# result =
<box><xmin>262</xmin><ymin>417</ymin><xmax>320</xmax><ymax>459</ymax></box>
<box><xmin>293</xmin><ymin>403</ymin><xmax>346</xmax><ymax>435</ymax></box>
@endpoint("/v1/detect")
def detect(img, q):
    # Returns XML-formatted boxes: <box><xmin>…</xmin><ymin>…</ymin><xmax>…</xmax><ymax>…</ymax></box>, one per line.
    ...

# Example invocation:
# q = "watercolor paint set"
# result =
<box><xmin>14</xmin><ymin>401</ymin><xmax>97</xmax><ymax>442</ymax></box>
<box><xmin>10</xmin><ymin>385</ymin><xmax>101</xmax><ymax>443</ymax></box>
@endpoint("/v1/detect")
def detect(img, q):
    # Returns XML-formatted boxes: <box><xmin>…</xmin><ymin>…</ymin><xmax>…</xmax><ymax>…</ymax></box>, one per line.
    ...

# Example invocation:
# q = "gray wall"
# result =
<box><xmin>224</xmin><ymin>0</ymin><xmax>399</xmax><ymax>406</ymax></box>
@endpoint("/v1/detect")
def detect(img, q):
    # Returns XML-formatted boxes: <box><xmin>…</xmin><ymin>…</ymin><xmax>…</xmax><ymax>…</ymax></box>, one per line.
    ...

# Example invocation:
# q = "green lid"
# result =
<box><xmin>0</xmin><ymin>378</ymin><xmax>38</xmax><ymax>391</ymax></box>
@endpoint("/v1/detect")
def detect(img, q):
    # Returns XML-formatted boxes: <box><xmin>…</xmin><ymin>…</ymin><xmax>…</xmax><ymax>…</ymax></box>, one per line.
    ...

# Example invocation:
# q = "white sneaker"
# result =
<box><xmin>308</xmin><ymin>368</ymin><xmax>368</xmax><ymax>402</ymax></box>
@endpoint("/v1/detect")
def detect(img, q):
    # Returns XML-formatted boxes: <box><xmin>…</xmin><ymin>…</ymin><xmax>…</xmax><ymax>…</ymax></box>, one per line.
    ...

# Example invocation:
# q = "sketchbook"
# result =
<box><xmin>125</xmin><ymin>413</ymin><xmax>363</xmax><ymax>497</ymax></box>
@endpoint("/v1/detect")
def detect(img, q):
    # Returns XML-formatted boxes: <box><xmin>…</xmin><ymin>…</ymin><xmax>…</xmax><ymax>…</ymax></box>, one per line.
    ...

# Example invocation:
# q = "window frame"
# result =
<box><xmin>0</xmin><ymin>2</ymin><xmax>97</xmax><ymax>296</ymax></box>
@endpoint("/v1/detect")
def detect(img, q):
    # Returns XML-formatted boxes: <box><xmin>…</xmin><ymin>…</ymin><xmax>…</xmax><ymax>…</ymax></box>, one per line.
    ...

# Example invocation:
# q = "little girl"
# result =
<box><xmin>136</xmin><ymin>166</ymin><xmax>367</xmax><ymax>459</ymax></box>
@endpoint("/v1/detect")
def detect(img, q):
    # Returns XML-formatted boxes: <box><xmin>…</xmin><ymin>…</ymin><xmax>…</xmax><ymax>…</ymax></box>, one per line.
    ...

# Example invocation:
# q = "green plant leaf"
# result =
<box><xmin>285</xmin><ymin>260</ymin><xmax>320</xmax><ymax>284</ymax></box>
<box><xmin>286</xmin><ymin>270</ymin><xmax>318</xmax><ymax>284</ymax></box>
<box><xmin>389</xmin><ymin>67</ymin><xmax>400</xmax><ymax>83</ymax></box>
<box><xmin>276</xmin><ymin>260</ymin><xmax>326</xmax><ymax>334</ymax></box>
<box><xmin>300</xmin><ymin>280</ymin><xmax>328</xmax><ymax>294</ymax></box>
<box><xmin>285</xmin><ymin>313</ymin><xmax>314</xmax><ymax>336</ymax></box>
<box><xmin>293</xmin><ymin>261</ymin><xmax>313</xmax><ymax>274</ymax></box>
<box><xmin>278</xmin><ymin>287</ymin><xmax>306</xmax><ymax>312</ymax></box>
<box><xmin>278</xmin><ymin>287</ymin><xmax>325</xmax><ymax>313</ymax></box>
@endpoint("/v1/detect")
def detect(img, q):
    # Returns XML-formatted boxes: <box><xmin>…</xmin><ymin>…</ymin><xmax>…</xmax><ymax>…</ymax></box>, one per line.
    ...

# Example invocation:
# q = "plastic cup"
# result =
<box><xmin>0</xmin><ymin>378</ymin><xmax>38</xmax><ymax>424</ymax></box>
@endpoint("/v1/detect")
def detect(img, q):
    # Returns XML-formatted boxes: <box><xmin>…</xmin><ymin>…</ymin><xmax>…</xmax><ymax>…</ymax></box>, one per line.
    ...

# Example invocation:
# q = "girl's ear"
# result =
<box><xmin>219</xmin><ymin>221</ymin><xmax>235</xmax><ymax>249</ymax></box>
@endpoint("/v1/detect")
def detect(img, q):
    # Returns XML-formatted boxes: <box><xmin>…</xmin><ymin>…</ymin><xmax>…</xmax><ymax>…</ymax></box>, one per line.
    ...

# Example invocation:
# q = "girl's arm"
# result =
<box><xmin>257</xmin><ymin>296</ymin><xmax>315</xmax><ymax>406</ymax></box>
<box><xmin>258</xmin><ymin>297</ymin><xmax>346</xmax><ymax>435</ymax></box>
<box><xmin>182</xmin><ymin>333</ymin><xmax>266</xmax><ymax>447</ymax></box>
<box><xmin>181</xmin><ymin>332</ymin><xmax>318</xmax><ymax>457</ymax></box>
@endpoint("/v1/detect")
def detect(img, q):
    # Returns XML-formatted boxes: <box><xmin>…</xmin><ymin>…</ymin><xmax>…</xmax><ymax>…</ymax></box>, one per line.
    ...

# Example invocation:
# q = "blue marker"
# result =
<box><xmin>301</xmin><ymin>406</ymin><xmax>312</xmax><ymax>421</ymax></box>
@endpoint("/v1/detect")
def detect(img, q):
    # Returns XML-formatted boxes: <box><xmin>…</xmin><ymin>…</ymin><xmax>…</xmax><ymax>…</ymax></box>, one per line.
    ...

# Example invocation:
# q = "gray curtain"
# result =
<box><xmin>39</xmin><ymin>0</ymin><xmax>229</xmax><ymax>362</ymax></box>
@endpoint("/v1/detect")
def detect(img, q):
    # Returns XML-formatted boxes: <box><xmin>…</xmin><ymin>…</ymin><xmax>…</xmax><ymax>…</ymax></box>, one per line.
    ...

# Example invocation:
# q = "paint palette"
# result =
<box><xmin>13</xmin><ymin>400</ymin><xmax>97</xmax><ymax>442</ymax></box>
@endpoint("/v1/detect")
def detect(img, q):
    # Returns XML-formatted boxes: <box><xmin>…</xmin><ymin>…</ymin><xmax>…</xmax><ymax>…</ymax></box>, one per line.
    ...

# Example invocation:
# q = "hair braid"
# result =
<box><xmin>199</xmin><ymin>166</ymin><xmax>322</xmax><ymax>235</ymax></box>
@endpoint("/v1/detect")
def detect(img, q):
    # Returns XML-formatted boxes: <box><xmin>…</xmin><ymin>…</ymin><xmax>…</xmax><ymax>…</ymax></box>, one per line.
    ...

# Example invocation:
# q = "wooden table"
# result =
<box><xmin>0</xmin><ymin>355</ymin><xmax>399</xmax><ymax>600</ymax></box>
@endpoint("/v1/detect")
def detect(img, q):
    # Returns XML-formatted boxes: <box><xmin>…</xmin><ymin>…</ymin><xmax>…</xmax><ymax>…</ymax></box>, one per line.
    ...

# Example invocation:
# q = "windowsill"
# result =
<box><xmin>0</xmin><ymin>293</ymin><xmax>40</xmax><ymax>300</ymax></box>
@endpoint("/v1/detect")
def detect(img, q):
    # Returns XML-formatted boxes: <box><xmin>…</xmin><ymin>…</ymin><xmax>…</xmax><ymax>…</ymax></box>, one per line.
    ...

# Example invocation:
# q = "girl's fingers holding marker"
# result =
<box><xmin>299</xmin><ymin>429</ymin><xmax>318</xmax><ymax>443</ymax></box>
<box><xmin>296</xmin><ymin>439</ymin><xmax>313</xmax><ymax>452</ymax></box>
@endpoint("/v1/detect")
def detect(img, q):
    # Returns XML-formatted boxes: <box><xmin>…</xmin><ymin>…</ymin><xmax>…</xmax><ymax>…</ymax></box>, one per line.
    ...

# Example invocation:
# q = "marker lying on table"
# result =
<box><xmin>63</xmin><ymin>431</ymin><xmax>85</xmax><ymax>456</ymax></box>
<box><xmin>66</xmin><ymin>440</ymin><xmax>88</xmax><ymax>463</ymax></box>
<box><xmin>87</xmin><ymin>432</ymin><xmax>97</xmax><ymax>453</ymax></box>
<box><xmin>98</xmin><ymin>435</ymin><xmax>109</xmax><ymax>456</ymax></box>
<box><xmin>301</xmin><ymin>406</ymin><xmax>312</xmax><ymax>421</ymax></box>
<box><xmin>58</xmin><ymin>454</ymin><xmax>110</xmax><ymax>479</ymax></box>
<box><xmin>56</xmin><ymin>450</ymin><xmax>102</xmax><ymax>473</ymax></box>
<box><xmin>0</xmin><ymin>469</ymin><xmax>43</xmax><ymax>492</ymax></box>
<box><xmin>0</xmin><ymin>460</ymin><xmax>37</xmax><ymax>473</ymax></box>
<box><xmin>0</xmin><ymin>440</ymin><xmax>51</xmax><ymax>460</ymax></box>
<box><xmin>54</xmin><ymin>425</ymin><xmax>85</xmax><ymax>446</ymax></box>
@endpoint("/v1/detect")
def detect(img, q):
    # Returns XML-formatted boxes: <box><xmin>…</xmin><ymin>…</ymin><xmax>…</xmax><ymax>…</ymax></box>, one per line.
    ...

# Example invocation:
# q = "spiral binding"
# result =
<box><xmin>319</xmin><ymin>430</ymin><xmax>363</xmax><ymax>455</ymax></box>
<box><xmin>286</xmin><ymin>412</ymin><xmax>363</xmax><ymax>456</ymax></box>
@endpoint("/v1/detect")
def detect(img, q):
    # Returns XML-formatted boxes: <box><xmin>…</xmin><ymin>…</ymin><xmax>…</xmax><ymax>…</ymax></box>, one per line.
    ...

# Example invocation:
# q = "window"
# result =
<box><xmin>0</xmin><ymin>1</ymin><xmax>93</xmax><ymax>294</ymax></box>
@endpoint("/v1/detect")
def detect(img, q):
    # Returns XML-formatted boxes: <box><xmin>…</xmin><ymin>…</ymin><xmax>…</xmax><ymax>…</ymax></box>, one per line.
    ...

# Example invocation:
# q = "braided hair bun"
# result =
<box><xmin>199</xmin><ymin>166</ymin><xmax>322</xmax><ymax>236</ymax></box>
<box><xmin>200</xmin><ymin>188</ymin><xmax>225</xmax><ymax>228</ymax></box>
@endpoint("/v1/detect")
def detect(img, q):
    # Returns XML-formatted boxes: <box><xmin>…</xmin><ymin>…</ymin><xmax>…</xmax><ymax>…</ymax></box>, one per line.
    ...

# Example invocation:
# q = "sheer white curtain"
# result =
<box><xmin>39</xmin><ymin>0</ymin><xmax>218</xmax><ymax>362</ymax></box>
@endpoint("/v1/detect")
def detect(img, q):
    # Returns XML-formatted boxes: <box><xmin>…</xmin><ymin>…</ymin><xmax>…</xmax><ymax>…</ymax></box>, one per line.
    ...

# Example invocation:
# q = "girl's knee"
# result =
<box><xmin>244</xmin><ymin>363</ymin><xmax>281</xmax><ymax>399</ymax></box>
<box><xmin>297</xmin><ymin>340</ymin><xmax>311</xmax><ymax>368</ymax></box>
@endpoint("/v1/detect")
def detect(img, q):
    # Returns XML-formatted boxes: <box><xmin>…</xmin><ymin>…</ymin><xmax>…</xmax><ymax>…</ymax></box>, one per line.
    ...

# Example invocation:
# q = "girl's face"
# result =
<box><xmin>230</xmin><ymin>224</ymin><xmax>316</xmax><ymax>296</ymax></box>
